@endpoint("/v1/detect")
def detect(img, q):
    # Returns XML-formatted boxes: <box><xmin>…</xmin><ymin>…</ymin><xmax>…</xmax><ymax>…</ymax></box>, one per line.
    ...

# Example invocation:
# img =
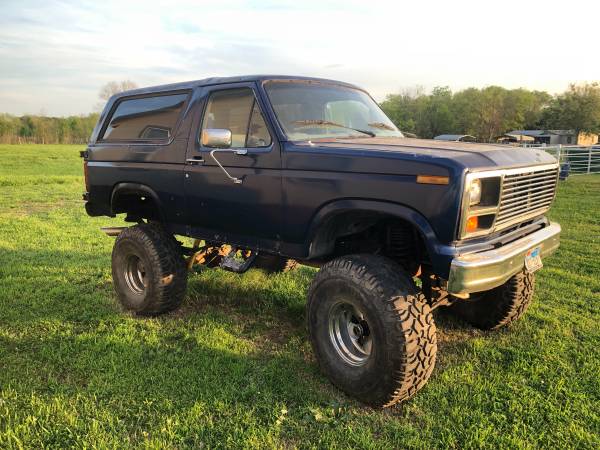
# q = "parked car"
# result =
<box><xmin>82</xmin><ymin>75</ymin><xmax>561</xmax><ymax>407</ymax></box>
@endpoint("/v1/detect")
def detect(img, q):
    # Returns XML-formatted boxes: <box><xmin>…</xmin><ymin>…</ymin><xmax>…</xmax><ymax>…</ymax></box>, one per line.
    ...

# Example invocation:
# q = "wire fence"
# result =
<box><xmin>521</xmin><ymin>145</ymin><xmax>600</xmax><ymax>175</ymax></box>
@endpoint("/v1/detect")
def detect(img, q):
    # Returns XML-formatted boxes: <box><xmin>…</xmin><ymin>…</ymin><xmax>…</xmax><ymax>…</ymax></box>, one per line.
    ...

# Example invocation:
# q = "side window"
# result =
<box><xmin>202</xmin><ymin>88</ymin><xmax>272</xmax><ymax>148</ymax></box>
<box><xmin>101</xmin><ymin>92</ymin><xmax>188</xmax><ymax>142</ymax></box>
<box><xmin>247</xmin><ymin>101</ymin><xmax>272</xmax><ymax>147</ymax></box>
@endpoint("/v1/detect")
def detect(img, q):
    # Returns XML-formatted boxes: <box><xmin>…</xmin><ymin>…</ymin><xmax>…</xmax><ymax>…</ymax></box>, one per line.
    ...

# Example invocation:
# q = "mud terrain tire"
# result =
<box><xmin>111</xmin><ymin>223</ymin><xmax>187</xmax><ymax>316</ymax></box>
<box><xmin>450</xmin><ymin>270</ymin><xmax>535</xmax><ymax>330</ymax></box>
<box><xmin>307</xmin><ymin>254</ymin><xmax>437</xmax><ymax>407</ymax></box>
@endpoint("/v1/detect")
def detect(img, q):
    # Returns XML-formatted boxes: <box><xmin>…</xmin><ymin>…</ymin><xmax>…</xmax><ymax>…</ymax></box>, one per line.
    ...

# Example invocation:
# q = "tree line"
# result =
<box><xmin>380</xmin><ymin>82</ymin><xmax>600</xmax><ymax>141</ymax></box>
<box><xmin>0</xmin><ymin>81</ymin><xmax>598</xmax><ymax>144</ymax></box>
<box><xmin>0</xmin><ymin>113</ymin><xmax>99</xmax><ymax>144</ymax></box>
<box><xmin>0</xmin><ymin>81</ymin><xmax>137</xmax><ymax>145</ymax></box>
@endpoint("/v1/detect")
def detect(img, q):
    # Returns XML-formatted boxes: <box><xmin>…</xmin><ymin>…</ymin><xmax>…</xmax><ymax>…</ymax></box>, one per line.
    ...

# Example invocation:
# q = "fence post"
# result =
<box><xmin>588</xmin><ymin>147</ymin><xmax>592</xmax><ymax>174</ymax></box>
<box><xmin>557</xmin><ymin>144</ymin><xmax>561</xmax><ymax>163</ymax></box>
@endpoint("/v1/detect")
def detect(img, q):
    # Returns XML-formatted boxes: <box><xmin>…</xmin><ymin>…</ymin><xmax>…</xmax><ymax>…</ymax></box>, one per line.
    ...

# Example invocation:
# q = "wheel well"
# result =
<box><xmin>308</xmin><ymin>211</ymin><xmax>429</xmax><ymax>272</ymax></box>
<box><xmin>111</xmin><ymin>185</ymin><xmax>162</xmax><ymax>222</ymax></box>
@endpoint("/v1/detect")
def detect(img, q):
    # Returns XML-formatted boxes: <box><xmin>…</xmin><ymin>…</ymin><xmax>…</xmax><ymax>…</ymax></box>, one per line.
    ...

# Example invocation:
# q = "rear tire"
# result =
<box><xmin>254</xmin><ymin>254</ymin><xmax>299</xmax><ymax>273</ymax></box>
<box><xmin>111</xmin><ymin>223</ymin><xmax>187</xmax><ymax>316</ymax></box>
<box><xmin>450</xmin><ymin>270</ymin><xmax>535</xmax><ymax>330</ymax></box>
<box><xmin>307</xmin><ymin>254</ymin><xmax>437</xmax><ymax>407</ymax></box>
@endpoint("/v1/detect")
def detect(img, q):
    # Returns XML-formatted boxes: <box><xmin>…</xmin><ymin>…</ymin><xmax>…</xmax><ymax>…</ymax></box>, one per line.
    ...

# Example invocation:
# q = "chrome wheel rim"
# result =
<box><xmin>124</xmin><ymin>254</ymin><xmax>147</xmax><ymax>294</ymax></box>
<box><xmin>328</xmin><ymin>301</ymin><xmax>372</xmax><ymax>366</ymax></box>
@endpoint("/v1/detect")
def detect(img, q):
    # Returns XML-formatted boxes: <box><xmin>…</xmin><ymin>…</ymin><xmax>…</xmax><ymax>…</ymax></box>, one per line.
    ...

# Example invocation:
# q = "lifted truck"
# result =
<box><xmin>83</xmin><ymin>75</ymin><xmax>561</xmax><ymax>407</ymax></box>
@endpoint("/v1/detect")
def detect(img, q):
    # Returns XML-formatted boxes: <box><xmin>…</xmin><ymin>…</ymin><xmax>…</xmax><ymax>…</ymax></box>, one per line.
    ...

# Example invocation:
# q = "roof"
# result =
<box><xmin>110</xmin><ymin>75</ymin><xmax>364</xmax><ymax>100</ymax></box>
<box><xmin>546</xmin><ymin>129</ymin><xmax>575</xmax><ymax>136</ymax></box>
<box><xmin>509</xmin><ymin>130</ymin><xmax>546</xmax><ymax>137</ymax></box>
<box><xmin>500</xmin><ymin>133</ymin><xmax>535</xmax><ymax>142</ymax></box>
<box><xmin>509</xmin><ymin>129</ymin><xmax>575</xmax><ymax>137</ymax></box>
<box><xmin>434</xmin><ymin>134</ymin><xmax>476</xmax><ymax>141</ymax></box>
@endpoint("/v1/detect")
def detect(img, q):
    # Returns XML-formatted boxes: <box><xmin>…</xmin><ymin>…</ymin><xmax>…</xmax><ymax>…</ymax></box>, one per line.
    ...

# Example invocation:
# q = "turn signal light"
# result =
<box><xmin>465</xmin><ymin>215</ymin><xmax>479</xmax><ymax>233</ymax></box>
<box><xmin>416</xmin><ymin>175</ymin><xmax>449</xmax><ymax>185</ymax></box>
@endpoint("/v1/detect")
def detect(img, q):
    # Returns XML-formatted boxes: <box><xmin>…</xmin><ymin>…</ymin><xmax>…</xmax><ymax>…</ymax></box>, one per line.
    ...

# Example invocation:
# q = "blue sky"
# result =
<box><xmin>0</xmin><ymin>0</ymin><xmax>597</xmax><ymax>116</ymax></box>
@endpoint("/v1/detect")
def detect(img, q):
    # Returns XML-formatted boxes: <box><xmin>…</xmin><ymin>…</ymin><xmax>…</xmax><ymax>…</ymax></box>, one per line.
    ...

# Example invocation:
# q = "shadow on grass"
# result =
<box><xmin>0</xmin><ymin>247</ymin><xmax>486</xmax><ymax>415</ymax></box>
<box><xmin>432</xmin><ymin>308</ymin><xmax>482</xmax><ymax>362</ymax></box>
<box><xmin>0</xmin><ymin>249</ymin><xmax>340</xmax><ymax>412</ymax></box>
<box><xmin>182</xmin><ymin>267</ymin><xmax>310</xmax><ymax>326</ymax></box>
<box><xmin>0</xmin><ymin>329</ymin><xmax>333</xmax><ymax>412</ymax></box>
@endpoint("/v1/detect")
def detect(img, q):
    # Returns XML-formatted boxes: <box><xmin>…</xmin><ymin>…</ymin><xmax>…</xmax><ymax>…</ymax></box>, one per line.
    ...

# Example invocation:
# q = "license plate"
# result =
<box><xmin>524</xmin><ymin>246</ymin><xmax>543</xmax><ymax>273</ymax></box>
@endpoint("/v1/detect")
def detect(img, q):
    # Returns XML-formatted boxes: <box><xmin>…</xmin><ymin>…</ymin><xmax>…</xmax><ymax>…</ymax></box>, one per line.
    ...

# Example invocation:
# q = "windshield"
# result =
<box><xmin>264</xmin><ymin>81</ymin><xmax>403</xmax><ymax>141</ymax></box>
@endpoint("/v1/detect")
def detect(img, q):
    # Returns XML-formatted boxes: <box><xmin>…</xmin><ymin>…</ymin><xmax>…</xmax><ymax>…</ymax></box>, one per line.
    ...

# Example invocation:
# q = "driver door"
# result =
<box><xmin>183</xmin><ymin>83</ymin><xmax>282</xmax><ymax>249</ymax></box>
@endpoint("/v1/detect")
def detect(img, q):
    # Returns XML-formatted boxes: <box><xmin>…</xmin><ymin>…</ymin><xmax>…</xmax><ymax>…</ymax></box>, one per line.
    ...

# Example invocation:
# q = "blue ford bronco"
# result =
<box><xmin>82</xmin><ymin>75</ymin><xmax>561</xmax><ymax>407</ymax></box>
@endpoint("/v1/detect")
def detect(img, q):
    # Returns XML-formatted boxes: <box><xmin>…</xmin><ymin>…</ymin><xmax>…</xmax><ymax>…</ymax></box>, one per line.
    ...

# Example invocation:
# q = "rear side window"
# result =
<box><xmin>101</xmin><ymin>92</ymin><xmax>188</xmax><ymax>141</ymax></box>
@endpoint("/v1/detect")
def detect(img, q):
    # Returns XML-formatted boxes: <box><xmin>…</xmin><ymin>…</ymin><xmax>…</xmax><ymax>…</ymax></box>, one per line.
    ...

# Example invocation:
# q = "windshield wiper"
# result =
<box><xmin>292</xmin><ymin>120</ymin><xmax>376</xmax><ymax>137</ymax></box>
<box><xmin>368</xmin><ymin>122</ymin><xmax>396</xmax><ymax>131</ymax></box>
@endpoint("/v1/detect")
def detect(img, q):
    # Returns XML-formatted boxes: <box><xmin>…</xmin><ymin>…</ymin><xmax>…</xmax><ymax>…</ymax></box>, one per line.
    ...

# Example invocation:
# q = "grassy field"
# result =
<box><xmin>0</xmin><ymin>144</ymin><xmax>598</xmax><ymax>449</ymax></box>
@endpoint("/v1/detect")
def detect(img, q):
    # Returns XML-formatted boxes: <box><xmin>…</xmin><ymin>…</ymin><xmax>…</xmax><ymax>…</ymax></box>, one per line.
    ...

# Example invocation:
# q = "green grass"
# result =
<box><xmin>0</xmin><ymin>144</ymin><xmax>598</xmax><ymax>449</ymax></box>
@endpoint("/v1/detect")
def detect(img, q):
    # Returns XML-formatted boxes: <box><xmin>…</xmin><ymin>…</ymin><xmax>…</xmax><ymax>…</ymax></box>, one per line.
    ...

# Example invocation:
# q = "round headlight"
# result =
<box><xmin>469</xmin><ymin>178</ymin><xmax>482</xmax><ymax>206</ymax></box>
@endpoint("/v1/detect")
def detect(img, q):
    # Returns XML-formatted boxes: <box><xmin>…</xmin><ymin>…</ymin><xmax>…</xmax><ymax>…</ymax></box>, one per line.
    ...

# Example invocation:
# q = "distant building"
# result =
<box><xmin>508</xmin><ymin>130</ymin><xmax>598</xmax><ymax>146</ymax></box>
<box><xmin>434</xmin><ymin>134</ymin><xmax>477</xmax><ymax>142</ymax></box>
<box><xmin>496</xmin><ymin>133</ymin><xmax>535</xmax><ymax>144</ymax></box>
<box><xmin>576</xmin><ymin>132</ymin><xmax>598</xmax><ymax>146</ymax></box>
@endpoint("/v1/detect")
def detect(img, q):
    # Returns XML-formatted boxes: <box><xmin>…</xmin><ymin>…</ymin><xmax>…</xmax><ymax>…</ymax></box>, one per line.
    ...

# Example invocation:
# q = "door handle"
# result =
<box><xmin>186</xmin><ymin>156</ymin><xmax>204</xmax><ymax>165</ymax></box>
<box><xmin>210</xmin><ymin>148</ymin><xmax>248</xmax><ymax>184</ymax></box>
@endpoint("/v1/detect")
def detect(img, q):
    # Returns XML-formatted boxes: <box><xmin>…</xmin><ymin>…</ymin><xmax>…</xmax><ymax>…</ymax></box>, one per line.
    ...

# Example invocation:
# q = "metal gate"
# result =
<box><xmin>532</xmin><ymin>145</ymin><xmax>600</xmax><ymax>175</ymax></box>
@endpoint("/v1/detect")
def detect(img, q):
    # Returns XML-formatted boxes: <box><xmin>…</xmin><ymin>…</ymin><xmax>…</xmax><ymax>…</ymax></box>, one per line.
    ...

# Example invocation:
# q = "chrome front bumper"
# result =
<box><xmin>447</xmin><ymin>222</ymin><xmax>561</xmax><ymax>295</ymax></box>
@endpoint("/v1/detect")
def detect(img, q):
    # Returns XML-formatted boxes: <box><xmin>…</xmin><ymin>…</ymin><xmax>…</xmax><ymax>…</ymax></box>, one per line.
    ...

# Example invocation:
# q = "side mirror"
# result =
<box><xmin>201</xmin><ymin>128</ymin><xmax>232</xmax><ymax>148</ymax></box>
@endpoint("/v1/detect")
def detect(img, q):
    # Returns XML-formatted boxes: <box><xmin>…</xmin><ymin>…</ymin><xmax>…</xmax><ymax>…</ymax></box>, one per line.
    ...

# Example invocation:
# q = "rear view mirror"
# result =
<box><xmin>201</xmin><ymin>129</ymin><xmax>232</xmax><ymax>148</ymax></box>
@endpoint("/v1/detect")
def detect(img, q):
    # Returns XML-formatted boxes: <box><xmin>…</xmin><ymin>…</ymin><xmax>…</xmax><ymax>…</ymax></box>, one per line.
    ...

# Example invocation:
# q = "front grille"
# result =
<box><xmin>495</xmin><ymin>166</ymin><xmax>559</xmax><ymax>230</ymax></box>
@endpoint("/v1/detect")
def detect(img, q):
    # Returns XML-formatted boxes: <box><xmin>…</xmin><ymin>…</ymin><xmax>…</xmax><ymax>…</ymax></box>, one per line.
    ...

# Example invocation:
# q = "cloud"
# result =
<box><xmin>0</xmin><ymin>0</ymin><xmax>598</xmax><ymax>115</ymax></box>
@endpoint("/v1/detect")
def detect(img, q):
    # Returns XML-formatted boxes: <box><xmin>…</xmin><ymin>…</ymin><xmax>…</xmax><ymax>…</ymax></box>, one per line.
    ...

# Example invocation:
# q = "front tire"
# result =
<box><xmin>450</xmin><ymin>270</ymin><xmax>535</xmax><ymax>330</ymax></box>
<box><xmin>307</xmin><ymin>255</ymin><xmax>437</xmax><ymax>407</ymax></box>
<box><xmin>111</xmin><ymin>223</ymin><xmax>187</xmax><ymax>316</ymax></box>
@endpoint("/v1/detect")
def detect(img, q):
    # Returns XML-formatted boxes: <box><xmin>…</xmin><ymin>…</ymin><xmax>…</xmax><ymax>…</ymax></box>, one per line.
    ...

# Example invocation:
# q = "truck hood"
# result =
<box><xmin>303</xmin><ymin>136</ymin><xmax>557</xmax><ymax>170</ymax></box>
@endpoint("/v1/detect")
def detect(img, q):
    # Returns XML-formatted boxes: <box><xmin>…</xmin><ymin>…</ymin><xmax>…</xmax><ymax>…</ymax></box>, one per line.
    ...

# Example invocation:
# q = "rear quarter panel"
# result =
<box><xmin>86</xmin><ymin>89</ymin><xmax>202</xmax><ymax>223</ymax></box>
